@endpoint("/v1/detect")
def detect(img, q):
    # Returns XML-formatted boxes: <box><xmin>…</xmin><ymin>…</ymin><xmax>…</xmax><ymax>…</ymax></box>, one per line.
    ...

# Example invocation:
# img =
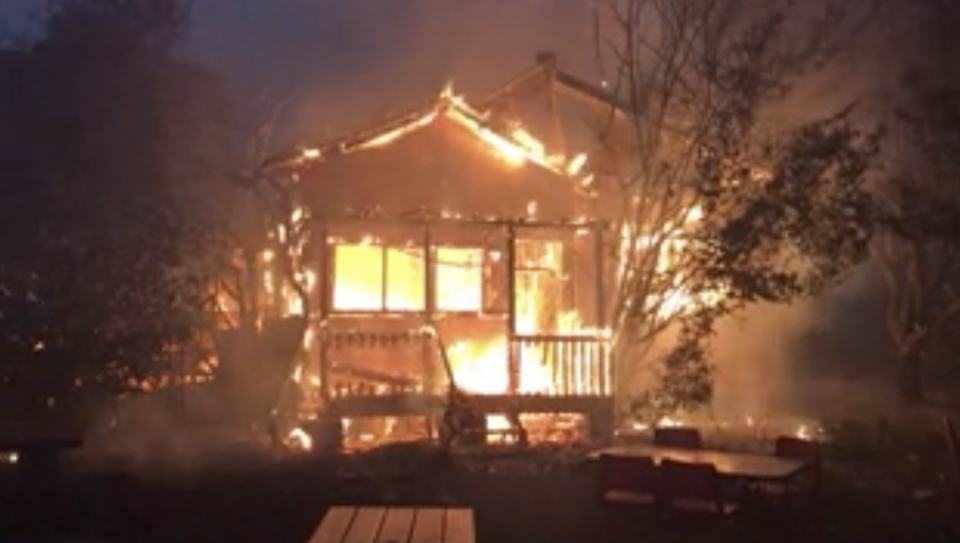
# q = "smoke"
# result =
<box><xmin>76</xmin><ymin>390</ymin><xmax>260</xmax><ymax>474</ymax></box>
<box><xmin>178</xmin><ymin>1</ymin><xmax>909</xmax><ymax>426</ymax></box>
<box><xmin>186</xmin><ymin>0</ymin><xmax>598</xmax><ymax>149</ymax></box>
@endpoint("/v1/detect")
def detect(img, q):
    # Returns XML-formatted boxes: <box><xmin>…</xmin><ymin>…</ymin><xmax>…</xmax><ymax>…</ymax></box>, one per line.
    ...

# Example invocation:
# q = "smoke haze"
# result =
<box><xmin>1</xmin><ymin>0</ymin><xmax>914</xmax><ymax>432</ymax></box>
<box><xmin>183</xmin><ymin>0</ymin><xmax>901</xmax><ymax>422</ymax></box>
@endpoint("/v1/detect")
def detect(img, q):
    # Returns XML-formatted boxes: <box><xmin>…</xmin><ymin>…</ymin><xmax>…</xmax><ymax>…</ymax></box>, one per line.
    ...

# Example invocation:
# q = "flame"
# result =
<box><xmin>353</xmin><ymin>111</ymin><xmax>440</xmax><ymax>151</ymax></box>
<box><xmin>0</xmin><ymin>452</ymin><xmax>19</xmax><ymax>465</ymax></box>
<box><xmin>286</xmin><ymin>427</ymin><xmax>313</xmax><ymax>452</ymax></box>
<box><xmin>293</xmin><ymin>83</ymin><xmax>595</xmax><ymax>189</ymax></box>
<box><xmin>618</xmin><ymin>204</ymin><xmax>724</xmax><ymax>320</ymax></box>
<box><xmin>237</xmin><ymin>84</ymin><xmax>734</xmax><ymax>416</ymax></box>
<box><xmin>316</xmin><ymin>236</ymin><xmax>607</xmax><ymax>396</ymax></box>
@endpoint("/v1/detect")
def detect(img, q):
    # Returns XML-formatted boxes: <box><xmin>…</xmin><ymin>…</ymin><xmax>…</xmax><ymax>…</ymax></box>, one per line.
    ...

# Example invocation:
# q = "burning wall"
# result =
<box><xmin>242</xmin><ymin>86</ymin><xmax>615</xmax><ymax>407</ymax></box>
<box><xmin>215</xmin><ymin>76</ymin><xmax>734</xmax><ymax>433</ymax></box>
<box><xmin>312</xmin><ymin>220</ymin><xmax>610</xmax><ymax>399</ymax></box>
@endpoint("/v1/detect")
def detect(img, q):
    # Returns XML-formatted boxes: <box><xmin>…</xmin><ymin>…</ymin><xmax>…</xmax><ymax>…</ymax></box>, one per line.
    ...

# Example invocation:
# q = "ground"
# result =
<box><xmin>1</xmin><ymin>434</ymin><xmax>957</xmax><ymax>543</ymax></box>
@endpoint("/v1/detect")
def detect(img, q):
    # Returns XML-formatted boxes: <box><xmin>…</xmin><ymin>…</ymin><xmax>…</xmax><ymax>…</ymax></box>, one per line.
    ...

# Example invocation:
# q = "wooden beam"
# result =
<box><xmin>319</xmin><ymin>222</ymin><xmax>333</xmax><ymax>406</ymax></box>
<box><xmin>506</xmin><ymin>225</ymin><xmax>519</xmax><ymax>394</ymax></box>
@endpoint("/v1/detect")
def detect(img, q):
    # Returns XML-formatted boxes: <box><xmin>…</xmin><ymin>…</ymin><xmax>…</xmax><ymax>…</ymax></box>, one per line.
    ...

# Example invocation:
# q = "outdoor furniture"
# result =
<box><xmin>653</xmin><ymin>427</ymin><xmax>703</xmax><ymax>450</ymax></box>
<box><xmin>590</xmin><ymin>444</ymin><xmax>809</xmax><ymax>484</ymax></box>
<box><xmin>597</xmin><ymin>453</ymin><xmax>658</xmax><ymax>506</ymax></box>
<box><xmin>766</xmin><ymin>436</ymin><xmax>822</xmax><ymax>497</ymax></box>
<box><xmin>658</xmin><ymin>459</ymin><xmax>739</xmax><ymax>516</ymax></box>
<box><xmin>309</xmin><ymin>506</ymin><xmax>475</xmax><ymax>543</ymax></box>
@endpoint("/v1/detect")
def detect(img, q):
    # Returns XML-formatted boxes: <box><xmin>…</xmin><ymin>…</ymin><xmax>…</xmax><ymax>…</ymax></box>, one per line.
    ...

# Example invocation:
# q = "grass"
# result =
<box><xmin>2</xmin><ymin>413</ymin><xmax>958</xmax><ymax>543</ymax></box>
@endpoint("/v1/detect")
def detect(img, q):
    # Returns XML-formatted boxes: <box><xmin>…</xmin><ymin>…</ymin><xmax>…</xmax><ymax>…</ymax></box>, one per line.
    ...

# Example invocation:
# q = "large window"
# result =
<box><xmin>331</xmin><ymin>243</ymin><xmax>499</xmax><ymax>313</ymax></box>
<box><xmin>385</xmin><ymin>249</ymin><xmax>425</xmax><ymax>311</ymax></box>
<box><xmin>332</xmin><ymin>245</ymin><xmax>425</xmax><ymax>311</ymax></box>
<box><xmin>434</xmin><ymin>247</ymin><xmax>484</xmax><ymax>312</ymax></box>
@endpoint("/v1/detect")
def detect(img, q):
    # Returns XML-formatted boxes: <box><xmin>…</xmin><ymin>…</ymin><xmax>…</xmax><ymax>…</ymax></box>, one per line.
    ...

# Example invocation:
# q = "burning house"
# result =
<box><xmin>231</xmin><ymin>53</ymin><xmax>631</xmax><ymax>446</ymax></box>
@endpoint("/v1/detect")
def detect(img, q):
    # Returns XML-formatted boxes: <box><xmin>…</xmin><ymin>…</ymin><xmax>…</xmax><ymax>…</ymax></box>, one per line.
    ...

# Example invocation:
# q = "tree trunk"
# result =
<box><xmin>897</xmin><ymin>352</ymin><xmax>925</xmax><ymax>405</ymax></box>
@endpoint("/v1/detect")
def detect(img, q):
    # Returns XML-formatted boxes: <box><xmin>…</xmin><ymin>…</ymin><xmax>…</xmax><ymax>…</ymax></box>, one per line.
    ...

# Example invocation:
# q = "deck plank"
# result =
<box><xmin>443</xmin><ymin>509</ymin><xmax>475</xmax><ymax>543</ymax></box>
<box><xmin>409</xmin><ymin>508</ymin><xmax>445</xmax><ymax>543</ymax></box>
<box><xmin>342</xmin><ymin>507</ymin><xmax>387</xmax><ymax>543</ymax></box>
<box><xmin>374</xmin><ymin>508</ymin><xmax>416</xmax><ymax>543</ymax></box>
<box><xmin>310</xmin><ymin>507</ymin><xmax>357</xmax><ymax>543</ymax></box>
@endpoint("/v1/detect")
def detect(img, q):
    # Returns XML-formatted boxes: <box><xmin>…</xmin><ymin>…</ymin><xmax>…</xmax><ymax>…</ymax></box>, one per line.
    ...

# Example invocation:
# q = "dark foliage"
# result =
<box><xmin>0</xmin><ymin>0</ymin><xmax>239</xmax><ymax>424</ymax></box>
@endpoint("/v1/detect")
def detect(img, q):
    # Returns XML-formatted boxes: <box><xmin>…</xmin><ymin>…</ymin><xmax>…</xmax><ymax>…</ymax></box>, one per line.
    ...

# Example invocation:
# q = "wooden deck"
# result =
<box><xmin>309</xmin><ymin>506</ymin><xmax>475</xmax><ymax>543</ymax></box>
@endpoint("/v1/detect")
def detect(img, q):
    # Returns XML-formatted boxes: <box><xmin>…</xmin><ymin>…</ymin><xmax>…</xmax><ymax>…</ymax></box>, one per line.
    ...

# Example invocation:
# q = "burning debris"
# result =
<box><xmin>284</xmin><ymin>427</ymin><xmax>313</xmax><ymax>452</ymax></box>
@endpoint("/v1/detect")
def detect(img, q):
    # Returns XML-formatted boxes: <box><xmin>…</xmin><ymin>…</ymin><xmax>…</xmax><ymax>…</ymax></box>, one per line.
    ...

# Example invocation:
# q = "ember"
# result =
<box><xmin>285</xmin><ymin>427</ymin><xmax>313</xmax><ymax>452</ymax></box>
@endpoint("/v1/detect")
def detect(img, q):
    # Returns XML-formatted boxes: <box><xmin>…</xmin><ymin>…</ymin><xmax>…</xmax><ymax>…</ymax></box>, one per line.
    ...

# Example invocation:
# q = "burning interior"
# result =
<box><xmin>107</xmin><ymin>53</ymin><xmax>822</xmax><ymax>452</ymax></box>
<box><xmin>214</xmin><ymin>56</ymin><xmax>639</xmax><ymax>447</ymax></box>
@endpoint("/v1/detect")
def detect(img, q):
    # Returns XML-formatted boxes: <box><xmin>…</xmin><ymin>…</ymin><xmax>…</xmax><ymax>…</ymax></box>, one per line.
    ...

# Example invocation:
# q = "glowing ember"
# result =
<box><xmin>286</xmin><ymin>427</ymin><xmax>313</xmax><ymax>452</ymax></box>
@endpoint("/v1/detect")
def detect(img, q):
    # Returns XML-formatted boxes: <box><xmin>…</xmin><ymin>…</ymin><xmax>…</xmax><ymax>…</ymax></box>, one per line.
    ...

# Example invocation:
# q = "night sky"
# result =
<box><xmin>1</xmin><ymin>1</ymin><xmax>598</xmax><ymax>145</ymax></box>
<box><xmin>0</xmin><ymin>1</ymin><xmax>894</xmax><ymax>154</ymax></box>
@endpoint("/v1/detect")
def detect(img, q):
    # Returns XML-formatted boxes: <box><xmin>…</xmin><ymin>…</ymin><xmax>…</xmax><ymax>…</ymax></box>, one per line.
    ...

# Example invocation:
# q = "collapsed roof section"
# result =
<box><xmin>259</xmin><ymin>84</ymin><xmax>597</xmax><ymax>196</ymax></box>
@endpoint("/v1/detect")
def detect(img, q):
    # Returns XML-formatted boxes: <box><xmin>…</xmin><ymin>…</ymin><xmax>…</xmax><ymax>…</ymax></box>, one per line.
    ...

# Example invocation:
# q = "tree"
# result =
<box><xmin>876</xmin><ymin>0</ymin><xmax>960</xmax><ymax>404</ymax></box>
<box><xmin>0</xmin><ymin>0</ymin><xmax>239</xmax><ymax>423</ymax></box>
<box><xmin>591</xmin><ymin>0</ymin><xmax>881</xmax><ymax>419</ymax></box>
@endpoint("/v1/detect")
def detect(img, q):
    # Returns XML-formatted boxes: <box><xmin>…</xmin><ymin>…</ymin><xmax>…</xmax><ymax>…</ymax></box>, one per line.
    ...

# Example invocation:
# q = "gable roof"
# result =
<box><xmin>258</xmin><ymin>84</ymin><xmax>597</xmax><ymax>196</ymax></box>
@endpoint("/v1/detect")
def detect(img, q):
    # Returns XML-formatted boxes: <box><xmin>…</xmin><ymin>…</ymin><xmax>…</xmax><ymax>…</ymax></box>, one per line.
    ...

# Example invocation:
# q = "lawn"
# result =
<box><xmin>2</xmin><ymin>433</ymin><xmax>956</xmax><ymax>543</ymax></box>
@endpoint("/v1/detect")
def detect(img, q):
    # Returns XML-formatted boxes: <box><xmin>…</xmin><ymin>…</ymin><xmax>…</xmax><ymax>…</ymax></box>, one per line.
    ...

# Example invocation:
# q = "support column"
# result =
<box><xmin>422</xmin><ymin>223</ymin><xmax>436</xmax><ymax>439</ymax></box>
<box><xmin>593</xmin><ymin>223</ymin><xmax>610</xmax><ymax>395</ymax></box>
<box><xmin>422</xmin><ymin>223</ymin><xmax>435</xmax><ymax>394</ymax></box>
<box><xmin>506</xmin><ymin>224</ymin><xmax>519</xmax><ymax>394</ymax></box>
<box><xmin>593</xmin><ymin>222</ymin><xmax>606</xmax><ymax>329</ymax></box>
<box><xmin>318</xmin><ymin>221</ymin><xmax>332</xmax><ymax>406</ymax></box>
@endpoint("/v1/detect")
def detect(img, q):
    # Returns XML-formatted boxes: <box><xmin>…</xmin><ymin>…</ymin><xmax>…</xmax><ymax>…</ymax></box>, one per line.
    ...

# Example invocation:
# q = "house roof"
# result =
<box><xmin>258</xmin><ymin>84</ymin><xmax>597</xmax><ymax>196</ymax></box>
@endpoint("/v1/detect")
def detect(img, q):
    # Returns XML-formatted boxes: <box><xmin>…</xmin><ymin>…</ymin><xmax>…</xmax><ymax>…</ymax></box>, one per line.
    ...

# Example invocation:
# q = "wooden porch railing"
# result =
<box><xmin>510</xmin><ymin>335</ymin><xmax>612</xmax><ymax>396</ymax></box>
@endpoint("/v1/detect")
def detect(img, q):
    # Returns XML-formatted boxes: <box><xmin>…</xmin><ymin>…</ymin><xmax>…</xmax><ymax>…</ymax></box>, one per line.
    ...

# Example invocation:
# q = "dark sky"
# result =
<box><xmin>2</xmin><ymin>1</ymin><xmax>597</xmax><ymax>144</ymax></box>
<box><xmin>1</xmin><ymin>1</ymin><xmax>897</xmax><ymax>150</ymax></box>
<box><xmin>188</xmin><ymin>0</ymin><xmax>597</xmax><ymax>143</ymax></box>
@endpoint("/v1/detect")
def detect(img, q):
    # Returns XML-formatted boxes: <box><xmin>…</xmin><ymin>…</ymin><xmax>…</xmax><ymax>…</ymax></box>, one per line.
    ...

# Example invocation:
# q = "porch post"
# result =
<box><xmin>318</xmin><ymin>220</ymin><xmax>332</xmax><ymax>406</ymax></box>
<box><xmin>422</xmin><ymin>222</ymin><xmax>435</xmax><ymax>394</ymax></box>
<box><xmin>593</xmin><ymin>222</ymin><xmax>610</xmax><ymax>395</ymax></box>
<box><xmin>593</xmin><ymin>221</ymin><xmax>606</xmax><ymax>328</ymax></box>
<box><xmin>506</xmin><ymin>223</ymin><xmax>519</xmax><ymax>394</ymax></box>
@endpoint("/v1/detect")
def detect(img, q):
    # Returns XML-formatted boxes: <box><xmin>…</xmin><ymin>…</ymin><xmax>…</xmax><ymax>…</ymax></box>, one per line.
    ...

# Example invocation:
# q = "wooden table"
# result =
<box><xmin>310</xmin><ymin>506</ymin><xmax>475</xmax><ymax>543</ymax></box>
<box><xmin>591</xmin><ymin>444</ymin><xmax>808</xmax><ymax>482</ymax></box>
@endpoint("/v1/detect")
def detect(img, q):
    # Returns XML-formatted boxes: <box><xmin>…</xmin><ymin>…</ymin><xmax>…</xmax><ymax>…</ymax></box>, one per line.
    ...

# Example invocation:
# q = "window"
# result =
<box><xmin>333</xmin><ymin>245</ymin><xmax>383</xmax><ymax>311</ymax></box>
<box><xmin>435</xmin><ymin>247</ymin><xmax>484</xmax><ymax>312</ymax></box>
<box><xmin>385</xmin><ymin>248</ymin><xmax>425</xmax><ymax>311</ymax></box>
<box><xmin>332</xmin><ymin>245</ymin><xmax>425</xmax><ymax>311</ymax></box>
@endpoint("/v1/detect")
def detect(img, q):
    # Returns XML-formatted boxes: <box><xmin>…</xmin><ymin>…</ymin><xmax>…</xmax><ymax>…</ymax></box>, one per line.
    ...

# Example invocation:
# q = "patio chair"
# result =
<box><xmin>653</xmin><ymin>427</ymin><xmax>703</xmax><ymax>450</ymax></box>
<box><xmin>753</xmin><ymin>436</ymin><xmax>821</xmax><ymax>506</ymax></box>
<box><xmin>657</xmin><ymin>459</ymin><xmax>739</xmax><ymax>516</ymax></box>
<box><xmin>774</xmin><ymin>436</ymin><xmax>821</xmax><ymax>494</ymax></box>
<box><xmin>597</xmin><ymin>454</ymin><xmax>658</xmax><ymax>506</ymax></box>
